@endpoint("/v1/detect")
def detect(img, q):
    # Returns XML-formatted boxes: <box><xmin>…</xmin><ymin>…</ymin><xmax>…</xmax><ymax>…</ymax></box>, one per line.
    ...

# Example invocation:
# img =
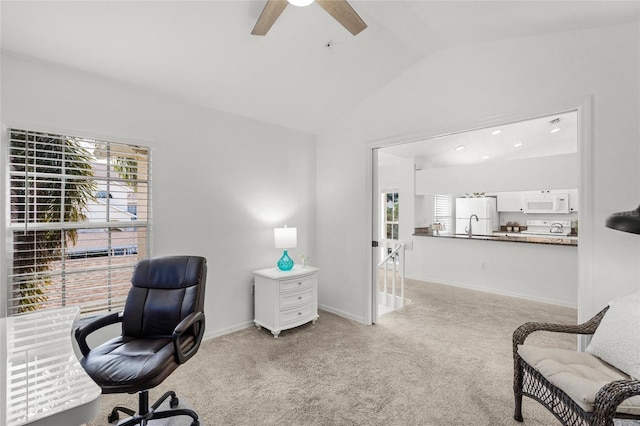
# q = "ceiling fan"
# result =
<box><xmin>251</xmin><ymin>0</ymin><xmax>367</xmax><ymax>36</ymax></box>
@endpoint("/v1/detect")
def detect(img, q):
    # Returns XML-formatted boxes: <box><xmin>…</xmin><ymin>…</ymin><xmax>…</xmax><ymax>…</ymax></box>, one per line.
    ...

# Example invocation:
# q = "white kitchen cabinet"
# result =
<box><xmin>253</xmin><ymin>265</ymin><xmax>319</xmax><ymax>338</ymax></box>
<box><xmin>497</xmin><ymin>192</ymin><xmax>524</xmax><ymax>212</ymax></box>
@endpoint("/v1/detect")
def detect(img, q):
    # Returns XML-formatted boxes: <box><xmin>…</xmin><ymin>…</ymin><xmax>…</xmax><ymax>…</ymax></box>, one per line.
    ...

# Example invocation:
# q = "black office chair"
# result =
<box><xmin>75</xmin><ymin>255</ymin><xmax>207</xmax><ymax>426</ymax></box>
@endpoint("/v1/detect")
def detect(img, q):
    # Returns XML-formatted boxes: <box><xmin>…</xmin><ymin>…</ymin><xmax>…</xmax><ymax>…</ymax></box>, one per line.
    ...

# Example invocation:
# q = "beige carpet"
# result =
<box><xmin>88</xmin><ymin>279</ymin><xmax>576</xmax><ymax>425</ymax></box>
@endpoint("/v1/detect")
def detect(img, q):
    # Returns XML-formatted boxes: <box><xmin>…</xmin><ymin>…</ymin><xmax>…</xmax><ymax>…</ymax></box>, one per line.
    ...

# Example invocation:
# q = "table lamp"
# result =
<box><xmin>274</xmin><ymin>226</ymin><xmax>297</xmax><ymax>271</ymax></box>
<box><xmin>605</xmin><ymin>204</ymin><xmax>640</xmax><ymax>234</ymax></box>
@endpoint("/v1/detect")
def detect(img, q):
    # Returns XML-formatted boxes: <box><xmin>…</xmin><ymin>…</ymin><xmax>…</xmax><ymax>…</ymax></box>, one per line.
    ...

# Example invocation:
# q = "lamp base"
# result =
<box><xmin>277</xmin><ymin>250</ymin><xmax>294</xmax><ymax>271</ymax></box>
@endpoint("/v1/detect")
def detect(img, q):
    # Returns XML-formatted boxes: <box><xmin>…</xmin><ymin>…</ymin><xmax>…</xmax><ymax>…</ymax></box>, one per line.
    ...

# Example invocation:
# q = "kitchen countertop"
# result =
<box><xmin>413</xmin><ymin>231</ymin><xmax>578</xmax><ymax>246</ymax></box>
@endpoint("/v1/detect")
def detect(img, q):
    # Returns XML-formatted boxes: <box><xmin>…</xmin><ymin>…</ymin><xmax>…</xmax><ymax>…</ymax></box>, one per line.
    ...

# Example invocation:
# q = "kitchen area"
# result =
<box><xmin>417</xmin><ymin>189</ymin><xmax>578</xmax><ymax>246</ymax></box>
<box><xmin>377</xmin><ymin>111</ymin><xmax>579</xmax><ymax>307</ymax></box>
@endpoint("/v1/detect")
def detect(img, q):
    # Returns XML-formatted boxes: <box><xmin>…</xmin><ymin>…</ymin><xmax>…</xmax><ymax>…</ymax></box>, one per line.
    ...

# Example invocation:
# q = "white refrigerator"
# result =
<box><xmin>455</xmin><ymin>197</ymin><xmax>499</xmax><ymax>236</ymax></box>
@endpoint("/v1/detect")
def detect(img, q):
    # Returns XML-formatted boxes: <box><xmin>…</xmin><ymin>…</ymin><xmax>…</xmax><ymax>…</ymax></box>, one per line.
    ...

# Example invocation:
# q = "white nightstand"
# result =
<box><xmin>253</xmin><ymin>265</ymin><xmax>319</xmax><ymax>338</ymax></box>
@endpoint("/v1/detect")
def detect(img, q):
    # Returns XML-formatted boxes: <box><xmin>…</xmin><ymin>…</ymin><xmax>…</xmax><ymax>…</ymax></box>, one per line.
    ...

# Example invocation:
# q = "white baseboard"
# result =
<box><xmin>203</xmin><ymin>320</ymin><xmax>254</xmax><ymax>341</ymax></box>
<box><xmin>202</xmin><ymin>308</ymin><xmax>367</xmax><ymax>341</ymax></box>
<box><xmin>405</xmin><ymin>275</ymin><xmax>577</xmax><ymax>309</ymax></box>
<box><xmin>318</xmin><ymin>303</ymin><xmax>367</xmax><ymax>325</ymax></box>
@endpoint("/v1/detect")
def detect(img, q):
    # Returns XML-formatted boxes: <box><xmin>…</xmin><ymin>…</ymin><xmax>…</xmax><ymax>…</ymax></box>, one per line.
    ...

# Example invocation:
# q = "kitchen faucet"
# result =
<box><xmin>467</xmin><ymin>214</ymin><xmax>479</xmax><ymax>238</ymax></box>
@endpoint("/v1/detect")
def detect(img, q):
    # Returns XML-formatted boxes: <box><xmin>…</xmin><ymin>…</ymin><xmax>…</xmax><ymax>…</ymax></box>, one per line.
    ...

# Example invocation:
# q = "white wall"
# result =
<box><xmin>0</xmin><ymin>53</ymin><xmax>317</xmax><ymax>338</ymax></box>
<box><xmin>317</xmin><ymin>23</ymin><xmax>640</xmax><ymax>324</ymax></box>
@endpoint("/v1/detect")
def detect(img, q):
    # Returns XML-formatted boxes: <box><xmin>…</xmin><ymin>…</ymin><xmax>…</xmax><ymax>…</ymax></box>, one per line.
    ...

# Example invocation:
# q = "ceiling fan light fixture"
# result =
<box><xmin>253</xmin><ymin>0</ymin><xmax>367</xmax><ymax>36</ymax></box>
<box><xmin>288</xmin><ymin>0</ymin><xmax>315</xmax><ymax>6</ymax></box>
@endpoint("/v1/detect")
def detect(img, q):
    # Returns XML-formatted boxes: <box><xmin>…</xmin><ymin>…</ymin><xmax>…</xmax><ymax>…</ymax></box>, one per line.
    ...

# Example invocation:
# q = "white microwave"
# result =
<box><xmin>523</xmin><ymin>193</ymin><xmax>570</xmax><ymax>214</ymax></box>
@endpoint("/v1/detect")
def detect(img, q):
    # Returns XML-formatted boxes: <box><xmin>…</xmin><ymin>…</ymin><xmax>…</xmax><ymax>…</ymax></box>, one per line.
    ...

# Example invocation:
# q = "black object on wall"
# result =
<box><xmin>605</xmin><ymin>205</ymin><xmax>640</xmax><ymax>235</ymax></box>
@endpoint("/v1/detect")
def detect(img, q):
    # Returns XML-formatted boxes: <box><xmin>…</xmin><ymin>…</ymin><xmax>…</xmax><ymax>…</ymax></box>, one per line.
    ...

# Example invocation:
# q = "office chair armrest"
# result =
<box><xmin>75</xmin><ymin>312</ymin><xmax>123</xmax><ymax>357</ymax></box>
<box><xmin>172</xmin><ymin>311</ymin><xmax>205</xmax><ymax>364</ymax></box>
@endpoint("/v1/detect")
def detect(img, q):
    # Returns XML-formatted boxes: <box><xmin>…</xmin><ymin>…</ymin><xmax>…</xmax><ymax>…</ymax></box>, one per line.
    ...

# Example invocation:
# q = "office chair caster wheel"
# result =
<box><xmin>170</xmin><ymin>395</ymin><xmax>179</xmax><ymax>408</ymax></box>
<box><xmin>108</xmin><ymin>411</ymin><xmax>119</xmax><ymax>423</ymax></box>
<box><xmin>190</xmin><ymin>421</ymin><xmax>200</xmax><ymax>426</ymax></box>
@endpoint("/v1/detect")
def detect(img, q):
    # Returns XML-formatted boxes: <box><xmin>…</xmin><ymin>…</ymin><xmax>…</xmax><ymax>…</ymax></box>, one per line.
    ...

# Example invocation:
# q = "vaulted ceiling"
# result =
<box><xmin>1</xmin><ymin>1</ymin><xmax>638</xmax><ymax>134</ymax></box>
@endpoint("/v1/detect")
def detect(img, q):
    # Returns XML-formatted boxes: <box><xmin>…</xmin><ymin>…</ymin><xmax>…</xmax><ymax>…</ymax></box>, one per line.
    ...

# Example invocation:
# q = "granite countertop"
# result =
<box><xmin>413</xmin><ymin>231</ymin><xmax>577</xmax><ymax>246</ymax></box>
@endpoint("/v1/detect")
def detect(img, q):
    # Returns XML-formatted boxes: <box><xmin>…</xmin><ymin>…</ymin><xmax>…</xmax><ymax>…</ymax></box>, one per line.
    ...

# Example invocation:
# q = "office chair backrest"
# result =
<box><xmin>122</xmin><ymin>256</ymin><xmax>207</xmax><ymax>338</ymax></box>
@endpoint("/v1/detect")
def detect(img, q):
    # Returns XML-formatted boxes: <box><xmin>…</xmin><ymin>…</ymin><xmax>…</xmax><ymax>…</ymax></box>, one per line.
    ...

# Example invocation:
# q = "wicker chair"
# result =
<box><xmin>513</xmin><ymin>306</ymin><xmax>640</xmax><ymax>426</ymax></box>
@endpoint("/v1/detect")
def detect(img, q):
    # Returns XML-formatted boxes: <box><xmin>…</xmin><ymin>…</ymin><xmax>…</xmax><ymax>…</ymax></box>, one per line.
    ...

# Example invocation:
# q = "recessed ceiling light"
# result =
<box><xmin>455</xmin><ymin>145</ymin><xmax>465</xmax><ymax>151</ymax></box>
<box><xmin>482</xmin><ymin>155</ymin><xmax>490</xmax><ymax>160</ymax></box>
<box><xmin>514</xmin><ymin>142</ymin><xmax>523</xmax><ymax>148</ymax></box>
<box><xmin>550</xmin><ymin>128</ymin><xmax>561</xmax><ymax>134</ymax></box>
<box><xmin>491</xmin><ymin>130</ymin><xmax>502</xmax><ymax>136</ymax></box>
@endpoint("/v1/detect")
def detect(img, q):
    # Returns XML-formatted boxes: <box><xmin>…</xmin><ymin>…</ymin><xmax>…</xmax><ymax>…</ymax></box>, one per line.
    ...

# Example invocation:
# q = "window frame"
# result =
<box><xmin>382</xmin><ymin>191</ymin><xmax>399</xmax><ymax>241</ymax></box>
<box><xmin>3</xmin><ymin>127</ymin><xmax>152</xmax><ymax>317</ymax></box>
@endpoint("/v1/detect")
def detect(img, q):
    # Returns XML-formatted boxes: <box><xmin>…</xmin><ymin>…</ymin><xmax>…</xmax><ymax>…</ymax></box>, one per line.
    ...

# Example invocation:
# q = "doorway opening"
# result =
<box><xmin>369</xmin><ymin>105</ymin><xmax>589</xmax><ymax>325</ymax></box>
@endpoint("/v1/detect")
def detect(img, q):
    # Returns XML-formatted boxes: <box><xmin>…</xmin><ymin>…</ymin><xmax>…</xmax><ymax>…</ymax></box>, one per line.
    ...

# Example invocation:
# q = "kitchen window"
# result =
<box><xmin>434</xmin><ymin>194</ymin><xmax>453</xmax><ymax>234</ymax></box>
<box><xmin>5</xmin><ymin>128</ymin><xmax>151</xmax><ymax>316</ymax></box>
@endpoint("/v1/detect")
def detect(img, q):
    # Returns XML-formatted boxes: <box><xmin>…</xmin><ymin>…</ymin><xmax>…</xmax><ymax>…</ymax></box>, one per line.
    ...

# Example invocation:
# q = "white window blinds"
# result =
<box><xmin>434</xmin><ymin>194</ymin><xmax>453</xmax><ymax>234</ymax></box>
<box><xmin>6</xmin><ymin>128</ymin><xmax>151</xmax><ymax>317</ymax></box>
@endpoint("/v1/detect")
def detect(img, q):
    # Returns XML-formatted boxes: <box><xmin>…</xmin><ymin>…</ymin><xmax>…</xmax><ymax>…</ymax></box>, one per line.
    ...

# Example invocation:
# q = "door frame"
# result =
<box><xmin>365</xmin><ymin>97</ymin><xmax>593</xmax><ymax>334</ymax></box>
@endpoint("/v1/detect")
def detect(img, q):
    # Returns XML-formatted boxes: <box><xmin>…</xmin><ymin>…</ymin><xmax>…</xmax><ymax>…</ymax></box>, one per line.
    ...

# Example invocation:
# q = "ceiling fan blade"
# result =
<box><xmin>316</xmin><ymin>0</ymin><xmax>367</xmax><ymax>36</ymax></box>
<box><xmin>251</xmin><ymin>0</ymin><xmax>289</xmax><ymax>36</ymax></box>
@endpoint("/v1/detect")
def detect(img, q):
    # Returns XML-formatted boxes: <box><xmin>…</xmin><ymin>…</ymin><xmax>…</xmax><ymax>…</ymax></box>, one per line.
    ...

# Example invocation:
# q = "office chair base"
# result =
<box><xmin>109</xmin><ymin>390</ymin><xmax>200</xmax><ymax>426</ymax></box>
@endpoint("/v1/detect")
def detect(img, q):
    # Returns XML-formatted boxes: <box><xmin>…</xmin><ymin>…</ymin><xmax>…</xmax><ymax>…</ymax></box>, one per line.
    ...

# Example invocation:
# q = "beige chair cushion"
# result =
<box><xmin>518</xmin><ymin>345</ymin><xmax>640</xmax><ymax>415</ymax></box>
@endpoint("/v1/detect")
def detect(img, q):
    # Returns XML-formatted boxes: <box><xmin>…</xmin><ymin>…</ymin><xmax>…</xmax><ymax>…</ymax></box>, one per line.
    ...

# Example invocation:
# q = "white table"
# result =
<box><xmin>1</xmin><ymin>307</ymin><xmax>101</xmax><ymax>426</ymax></box>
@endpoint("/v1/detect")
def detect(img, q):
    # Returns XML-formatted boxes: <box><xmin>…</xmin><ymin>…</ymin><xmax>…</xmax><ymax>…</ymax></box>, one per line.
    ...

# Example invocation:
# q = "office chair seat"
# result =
<box><xmin>80</xmin><ymin>335</ymin><xmax>195</xmax><ymax>394</ymax></box>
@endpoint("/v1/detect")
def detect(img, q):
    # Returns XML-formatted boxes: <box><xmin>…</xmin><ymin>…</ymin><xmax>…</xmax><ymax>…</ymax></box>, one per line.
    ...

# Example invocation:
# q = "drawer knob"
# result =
<box><xmin>298</xmin><ymin>296</ymin><xmax>302</xmax><ymax>300</ymax></box>
<box><xmin>298</xmin><ymin>312</ymin><xmax>302</xmax><ymax>315</ymax></box>
<box><xmin>298</xmin><ymin>282</ymin><xmax>302</xmax><ymax>285</ymax></box>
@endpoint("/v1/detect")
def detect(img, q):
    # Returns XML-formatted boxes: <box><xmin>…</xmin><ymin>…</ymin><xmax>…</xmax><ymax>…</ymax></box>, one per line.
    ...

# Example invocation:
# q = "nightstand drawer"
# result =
<box><xmin>280</xmin><ymin>302</ymin><xmax>314</xmax><ymax>325</ymax></box>
<box><xmin>280</xmin><ymin>288</ymin><xmax>313</xmax><ymax>310</ymax></box>
<box><xmin>280</xmin><ymin>276</ymin><xmax>313</xmax><ymax>293</ymax></box>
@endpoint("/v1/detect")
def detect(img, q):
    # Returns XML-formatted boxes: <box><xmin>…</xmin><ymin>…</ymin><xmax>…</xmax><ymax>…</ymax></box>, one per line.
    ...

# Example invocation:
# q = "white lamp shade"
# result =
<box><xmin>288</xmin><ymin>0</ymin><xmax>315</xmax><ymax>6</ymax></box>
<box><xmin>274</xmin><ymin>227</ymin><xmax>297</xmax><ymax>249</ymax></box>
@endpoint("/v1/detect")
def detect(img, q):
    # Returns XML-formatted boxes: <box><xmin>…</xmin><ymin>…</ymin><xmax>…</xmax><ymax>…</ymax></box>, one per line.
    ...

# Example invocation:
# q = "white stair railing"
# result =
<box><xmin>377</xmin><ymin>242</ymin><xmax>406</xmax><ymax>311</ymax></box>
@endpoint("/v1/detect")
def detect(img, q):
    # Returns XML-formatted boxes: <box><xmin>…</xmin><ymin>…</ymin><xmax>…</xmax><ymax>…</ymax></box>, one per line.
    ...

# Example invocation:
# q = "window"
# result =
<box><xmin>434</xmin><ymin>194</ymin><xmax>453</xmax><ymax>234</ymax></box>
<box><xmin>6</xmin><ymin>128</ymin><xmax>151</xmax><ymax>316</ymax></box>
<box><xmin>383</xmin><ymin>192</ymin><xmax>399</xmax><ymax>240</ymax></box>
